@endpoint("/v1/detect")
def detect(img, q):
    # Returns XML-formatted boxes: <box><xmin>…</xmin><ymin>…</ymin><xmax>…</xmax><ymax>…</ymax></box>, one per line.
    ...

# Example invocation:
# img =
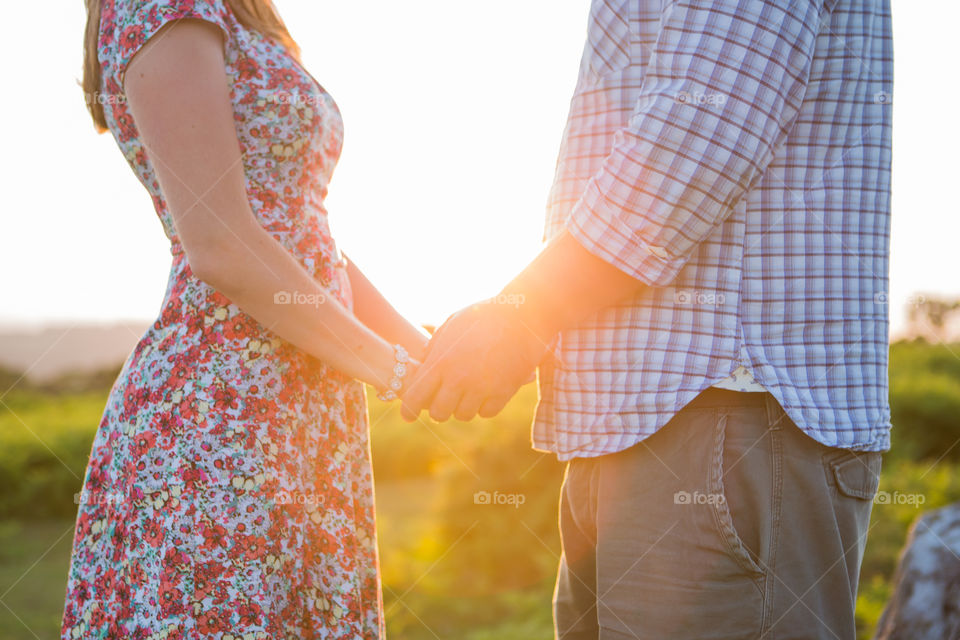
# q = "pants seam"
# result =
<box><xmin>760</xmin><ymin>398</ymin><xmax>785</xmax><ymax>639</ymax></box>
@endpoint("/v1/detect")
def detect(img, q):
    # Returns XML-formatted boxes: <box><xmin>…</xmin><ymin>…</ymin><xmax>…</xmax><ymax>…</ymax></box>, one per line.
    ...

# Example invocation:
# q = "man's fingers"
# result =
<box><xmin>454</xmin><ymin>392</ymin><xmax>484</xmax><ymax>423</ymax></box>
<box><xmin>478</xmin><ymin>394</ymin><xmax>511</xmax><ymax>419</ymax></box>
<box><xmin>421</xmin><ymin>321</ymin><xmax>451</xmax><ymax>358</ymax></box>
<box><xmin>423</xmin><ymin>311</ymin><xmax>463</xmax><ymax>354</ymax></box>
<box><xmin>399</xmin><ymin>403</ymin><xmax>418</xmax><ymax>423</ymax></box>
<box><xmin>400</xmin><ymin>369</ymin><xmax>441</xmax><ymax>422</ymax></box>
<box><xmin>429</xmin><ymin>384</ymin><xmax>462</xmax><ymax>423</ymax></box>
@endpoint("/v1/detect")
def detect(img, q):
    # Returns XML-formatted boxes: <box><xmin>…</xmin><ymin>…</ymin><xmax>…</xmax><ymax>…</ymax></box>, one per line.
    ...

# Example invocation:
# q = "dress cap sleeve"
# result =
<box><xmin>101</xmin><ymin>0</ymin><xmax>230</xmax><ymax>86</ymax></box>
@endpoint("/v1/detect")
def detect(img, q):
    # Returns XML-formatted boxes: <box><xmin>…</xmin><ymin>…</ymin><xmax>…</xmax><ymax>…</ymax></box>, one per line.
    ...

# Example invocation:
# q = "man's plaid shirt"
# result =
<box><xmin>534</xmin><ymin>0</ymin><xmax>893</xmax><ymax>460</ymax></box>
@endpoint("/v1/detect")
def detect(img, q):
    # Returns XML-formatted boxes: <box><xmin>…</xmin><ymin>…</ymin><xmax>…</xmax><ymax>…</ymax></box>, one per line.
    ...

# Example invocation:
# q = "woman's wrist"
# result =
<box><xmin>376</xmin><ymin>343</ymin><xmax>416</xmax><ymax>402</ymax></box>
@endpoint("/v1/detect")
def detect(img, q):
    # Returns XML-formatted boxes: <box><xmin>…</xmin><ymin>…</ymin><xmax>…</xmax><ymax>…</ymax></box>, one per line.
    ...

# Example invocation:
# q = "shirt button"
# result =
<box><xmin>647</xmin><ymin>245</ymin><xmax>669</xmax><ymax>259</ymax></box>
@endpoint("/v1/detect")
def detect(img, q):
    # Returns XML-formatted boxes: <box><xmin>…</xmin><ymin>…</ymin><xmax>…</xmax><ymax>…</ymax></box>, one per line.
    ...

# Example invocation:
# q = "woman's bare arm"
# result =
<box><xmin>123</xmin><ymin>19</ymin><xmax>402</xmax><ymax>390</ymax></box>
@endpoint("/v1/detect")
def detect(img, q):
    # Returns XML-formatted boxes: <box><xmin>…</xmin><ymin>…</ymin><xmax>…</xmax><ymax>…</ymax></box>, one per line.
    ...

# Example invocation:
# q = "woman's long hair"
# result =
<box><xmin>82</xmin><ymin>0</ymin><xmax>300</xmax><ymax>132</ymax></box>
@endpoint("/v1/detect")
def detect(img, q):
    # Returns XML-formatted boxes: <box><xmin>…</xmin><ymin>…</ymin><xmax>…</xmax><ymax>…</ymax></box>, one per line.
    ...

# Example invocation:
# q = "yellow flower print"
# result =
<box><xmin>205</xmin><ymin>305</ymin><xmax>229</xmax><ymax>326</ymax></box>
<box><xmin>143</xmin><ymin>485</ymin><xmax>181</xmax><ymax>510</ymax></box>
<box><xmin>230</xmin><ymin>473</ymin><xmax>267</xmax><ymax>492</ymax></box>
<box><xmin>270</xmin><ymin>138</ymin><xmax>305</xmax><ymax>158</ymax></box>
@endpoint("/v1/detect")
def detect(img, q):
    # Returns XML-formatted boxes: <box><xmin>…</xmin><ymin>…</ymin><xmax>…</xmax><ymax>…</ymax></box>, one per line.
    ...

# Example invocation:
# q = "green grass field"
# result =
<box><xmin>2</xmin><ymin>341</ymin><xmax>959</xmax><ymax>639</ymax></box>
<box><xmin>0</xmin><ymin>489</ymin><xmax>557</xmax><ymax>640</ymax></box>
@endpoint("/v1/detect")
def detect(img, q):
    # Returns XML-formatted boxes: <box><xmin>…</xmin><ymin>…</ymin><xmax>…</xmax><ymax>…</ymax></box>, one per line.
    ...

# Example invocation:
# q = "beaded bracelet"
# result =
<box><xmin>376</xmin><ymin>344</ymin><xmax>410</xmax><ymax>402</ymax></box>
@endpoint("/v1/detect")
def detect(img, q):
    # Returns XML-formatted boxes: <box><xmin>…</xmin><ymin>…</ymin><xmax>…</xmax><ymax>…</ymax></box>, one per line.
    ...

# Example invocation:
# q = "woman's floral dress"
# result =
<box><xmin>61</xmin><ymin>1</ymin><xmax>384</xmax><ymax>638</ymax></box>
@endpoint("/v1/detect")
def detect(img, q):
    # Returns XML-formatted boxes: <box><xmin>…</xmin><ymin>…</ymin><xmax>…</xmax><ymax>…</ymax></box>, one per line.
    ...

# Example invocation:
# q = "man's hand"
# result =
<box><xmin>400</xmin><ymin>302</ymin><xmax>549</xmax><ymax>423</ymax></box>
<box><xmin>400</xmin><ymin>230</ymin><xmax>645</xmax><ymax>424</ymax></box>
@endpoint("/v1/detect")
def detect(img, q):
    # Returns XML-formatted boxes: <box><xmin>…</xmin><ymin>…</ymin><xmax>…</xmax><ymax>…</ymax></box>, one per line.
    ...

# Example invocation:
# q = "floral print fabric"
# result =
<box><xmin>61</xmin><ymin>1</ymin><xmax>384</xmax><ymax>638</ymax></box>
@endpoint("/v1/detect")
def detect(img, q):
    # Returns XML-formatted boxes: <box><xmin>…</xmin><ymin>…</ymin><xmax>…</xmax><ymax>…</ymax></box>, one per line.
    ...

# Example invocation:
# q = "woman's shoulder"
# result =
<box><xmin>98</xmin><ymin>0</ymin><xmax>233</xmax><ymax>83</ymax></box>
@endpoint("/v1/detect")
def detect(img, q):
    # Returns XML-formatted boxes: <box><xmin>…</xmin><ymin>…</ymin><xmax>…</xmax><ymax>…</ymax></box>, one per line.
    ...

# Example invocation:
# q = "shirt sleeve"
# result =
<box><xmin>566</xmin><ymin>0</ymin><xmax>831</xmax><ymax>286</ymax></box>
<box><xmin>105</xmin><ymin>0</ymin><xmax>230</xmax><ymax>86</ymax></box>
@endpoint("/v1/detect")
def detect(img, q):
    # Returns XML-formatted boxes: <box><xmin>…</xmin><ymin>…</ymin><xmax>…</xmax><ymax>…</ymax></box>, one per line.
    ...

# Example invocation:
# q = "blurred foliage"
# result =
<box><xmin>371</xmin><ymin>384</ymin><xmax>563</xmax><ymax>638</ymax></box>
<box><xmin>2</xmin><ymin>341</ymin><xmax>960</xmax><ymax>638</ymax></box>
<box><xmin>905</xmin><ymin>294</ymin><xmax>960</xmax><ymax>336</ymax></box>
<box><xmin>0</xmin><ymin>388</ymin><xmax>103</xmax><ymax>519</ymax></box>
<box><xmin>888</xmin><ymin>339</ymin><xmax>960</xmax><ymax>461</ymax></box>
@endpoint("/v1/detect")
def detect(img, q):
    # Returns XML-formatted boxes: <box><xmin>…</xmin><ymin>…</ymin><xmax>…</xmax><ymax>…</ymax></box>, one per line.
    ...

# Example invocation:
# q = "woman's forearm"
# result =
<box><xmin>345</xmin><ymin>256</ymin><xmax>430</xmax><ymax>362</ymax></box>
<box><xmin>121</xmin><ymin>21</ymin><xmax>407</xmax><ymax>393</ymax></box>
<box><xmin>197</xmin><ymin>220</ymin><xmax>401</xmax><ymax>390</ymax></box>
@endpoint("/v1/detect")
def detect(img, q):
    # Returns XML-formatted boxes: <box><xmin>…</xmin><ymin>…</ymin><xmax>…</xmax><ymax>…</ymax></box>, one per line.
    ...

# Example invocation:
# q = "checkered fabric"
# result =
<box><xmin>534</xmin><ymin>0</ymin><xmax>893</xmax><ymax>460</ymax></box>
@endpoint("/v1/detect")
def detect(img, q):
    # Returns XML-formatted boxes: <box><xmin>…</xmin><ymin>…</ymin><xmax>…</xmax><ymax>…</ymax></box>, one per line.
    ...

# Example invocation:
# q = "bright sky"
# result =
<box><xmin>1</xmin><ymin>1</ymin><xmax>957</xmax><ymax>335</ymax></box>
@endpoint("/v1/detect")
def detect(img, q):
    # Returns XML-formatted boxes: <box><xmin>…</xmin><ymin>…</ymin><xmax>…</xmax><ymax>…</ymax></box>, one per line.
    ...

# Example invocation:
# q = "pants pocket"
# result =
<box><xmin>592</xmin><ymin>407</ymin><xmax>765</xmax><ymax>639</ymax></box>
<box><xmin>708</xmin><ymin>413</ymin><xmax>766</xmax><ymax>578</ymax></box>
<box><xmin>821</xmin><ymin>447</ymin><xmax>882</xmax><ymax>583</ymax></box>
<box><xmin>825</xmin><ymin>448</ymin><xmax>882</xmax><ymax>501</ymax></box>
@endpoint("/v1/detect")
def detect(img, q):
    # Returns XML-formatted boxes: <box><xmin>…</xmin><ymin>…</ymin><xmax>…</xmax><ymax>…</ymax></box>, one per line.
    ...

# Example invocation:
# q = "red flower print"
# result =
<box><xmin>201</xmin><ymin>523</ymin><xmax>229</xmax><ymax>552</ymax></box>
<box><xmin>236</xmin><ymin>533</ymin><xmax>268</xmax><ymax>561</ymax></box>
<box><xmin>143</xmin><ymin>520</ymin><xmax>164</xmax><ymax>547</ymax></box>
<box><xmin>93</xmin><ymin>568</ymin><xmax>117</xmax><ymax>596</ymax></box>
<box><xmin>213</xmin><ymin>386</ymin><xmax>239</xmax><ymax>411</ymax></box>
<box><xmin>236</xmin><ymin>55</ymin><xmax>261</xmax><ymax>81</ymax></box>
<box><xmin>181</xmin><ymin>466</ymin><xmax>208</xmax><ymax>489</ymax></box>
<box><xmin>223</xmin><ymin>316</ymin><xmax>252</xmax><ymax>342</ymax></box>
<box><xmin>192</xmin><ymin>561</ymin><xmax>225</xmax><ymax>600</ymax></box>
<box><xmin>114</xmin><ymin>110</ymin><xmax>136</xmax><ymax>142</ymax></box>
<box><xmin>267</xmin><ymin>66</ymin><xmax>301</xmax><ymax>91</ymax></box>
<box><xmin>118</xmin><ymin>25</ymin><xmax>145</xmax><ymax>58</ymax></box>
<box><xmin>255</xmin><ymin>188</ymin><xmax>279</xmax><ymax>211</ymax></box>
<box><xmin>132</xmin><ymin>431</ymin><xmax>156</xmax><ymax>455</ymax></box>
<box><xmin>167</xmin><ymin>362</ymin><xmax>190</xmax><ymax>388</ymax></box>
<box><xmin>236</xmin><ymin>601</ymin><xmax>263</xmax><ymax>627</ymax></box>
<box><xmin>163</xmin><ymin>546</ymin><xmax>190</xmax><ymax>569</ymax></box>
<box><xmin>197</xmin><ymin>607</ymin><xmax>228</xmax><ymax>634</ymax></box>
<box><xmin>178</xmin><ymin>392</ymin><xmax>200</xmax><ymax>422</ymax></box>
<box><xmin>240</xmin><ymin>396</ymin><xmax>277</xmax><ymax>423</ymax></box>
<box><xmin>158</xmin><ymin>577</ymin><xmax>185</xmax><ymax>617</ymax></box>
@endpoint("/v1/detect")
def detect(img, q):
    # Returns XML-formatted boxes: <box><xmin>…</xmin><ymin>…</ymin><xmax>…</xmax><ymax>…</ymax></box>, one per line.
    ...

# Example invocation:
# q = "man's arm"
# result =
<box><xmin>500</xmin><ymin>229</ymin><xmax>643</xmax><ymax>343</ymax></box>
<box><xmin>400</xmin><ymin>230</ymin><xmax>640</xmax><ymax>422</ymax></box>
<box><xmin>564</xmin><ymin>0</ymin><xmax>829</xmax><ymax>286</ymax></box>
<box><xmin>402</xmin><ymin>0</ymin><xmax>830</xmax><ymax>422</ymax></box>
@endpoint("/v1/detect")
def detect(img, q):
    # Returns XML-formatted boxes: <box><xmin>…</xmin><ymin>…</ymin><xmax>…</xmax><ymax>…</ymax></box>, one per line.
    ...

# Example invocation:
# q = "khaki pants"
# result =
<box><xmin>554</xmin><ymin>388</ymin><xmax>881</xmax><ymax>640</ymax></box>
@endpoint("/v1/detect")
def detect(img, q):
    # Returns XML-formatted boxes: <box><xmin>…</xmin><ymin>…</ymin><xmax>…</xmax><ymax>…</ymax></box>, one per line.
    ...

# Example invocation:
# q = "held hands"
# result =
<box><xmin>388</xmin><ymin>231</ymin><xmax>643</xmax><ymax>421</ymax></box>
<box><xmin>399</xmin><ymin>301</ymin><xmax>549</xmax><ymax>423</ymax></box>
